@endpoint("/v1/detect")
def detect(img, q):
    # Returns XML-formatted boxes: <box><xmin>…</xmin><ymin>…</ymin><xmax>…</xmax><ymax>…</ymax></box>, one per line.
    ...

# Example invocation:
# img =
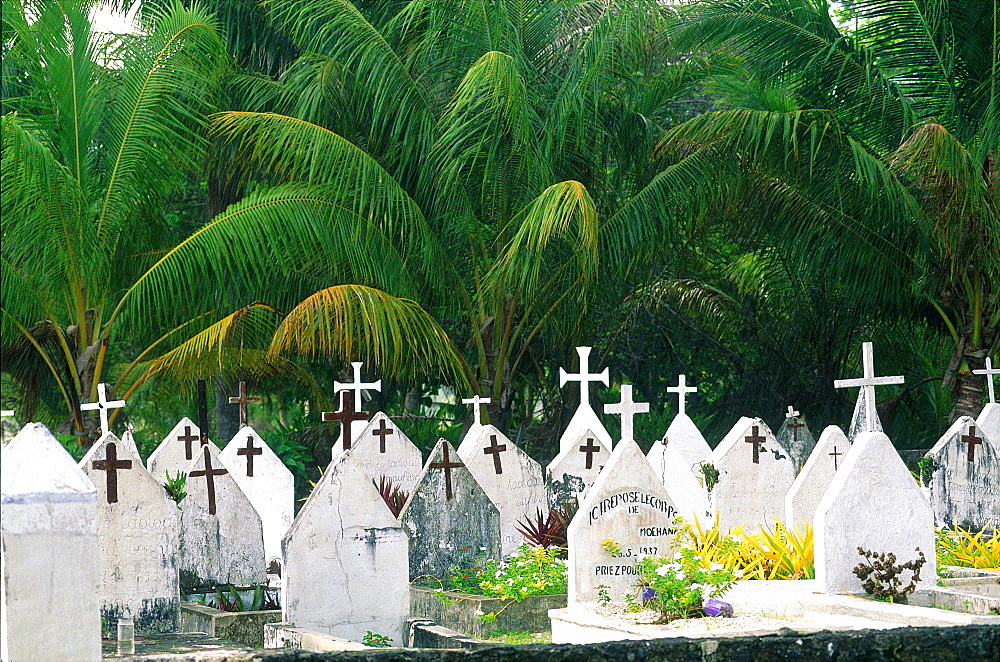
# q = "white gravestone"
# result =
<box><xmin>775</xmin><ymin>406</ymin><xmax>816</xmax><ymax>471</ymax></box>
<box><xmin>457</xmin><ymin>395</ymin><xmax>491</xmax><ymax>456</ymax></box>
<box><xmin>178</xmin><ymin>442</ymin><xmax>266</xmax><ymax>590</ymax></box>
<box><xmin>546</xmin><ymin>428</ymin><xmax>611</xmax><ymax>508</ymax></box>
<box><xmin>974</xmin><ymin>358</ymin><xmax>1000</xmax><ymax>449</ymax></box>
<box><xmin>282</xmin><ymin>450</ymin><xmax>408</xmax><ymax>645</ymax></box>
<box><xmin>924</xmin><ymin>417</ymin><xmax>1000</xmax><ymax>532</ymax></box>
<box><xmin>2</xmin><ymin>423</ymin><xmax>101</xmax><ymax>661</ymax></box>
<box><xmin>399</xmin><ymin>439</ymin><xmax>501</xmax><ymax>581</ymax></box>
<box><xmin>80</xmin><ymin>432</ymin><xmax>181</xmax><ymax>637</ymax></box>
<box><xmin>815</xmin><ymin>430</ymin><xmax>936</xmax><ymax>594</ymax></box>
<box><xmin>647</xmin><ymin>412</ymin><xmax>712</xmax><ymax>477</ymax></box>
<box><xmin>847</xmin><ymin>389</ymin><xmax>882</xmax><ymax>443</ymax></box>
<box><xmin>785</xmin><ymin>425</ymin><xmax>850</xmax><ymax>531</ymax></box>
<box><xmin>567</xmin><ymin>439</ymin><xmax>679</xmax><ymax>604</ymax></box>
<box><xmin>837</xmin><ymin>342</ymin><xmax>902</xmax><ymax>443</ymax></box>
<box><xmin>646</xmin><ymin>434</ymin><xmax>709</xmax><ymax>523</ymax></box>
<box><xmin>708</xmin><ymin>417</ymin><xmax>796</xmax><ymax>534</ymax></box>
<box><xmin>459</xmin><ymin>425</ymin><xmax>547</xmax><ymax>556</ymax></box>
<box><xmin>352</xmin><ymin>412</ymin><xmax>426</xmax><ymax>495</ymax></box>
<box><xmin>558</xmin><ymin>347</ymin><xmax>613</xmax><ymax>452</ymax></box>
<box><xmin>147</xmin><ymin>417</ymin><xmax>202</xmax><ymax>484</ymax></box>
<box><xmin>220</xmin><ymin>426</ymin><xmax>294</xmax><ymax>567</ymax></box>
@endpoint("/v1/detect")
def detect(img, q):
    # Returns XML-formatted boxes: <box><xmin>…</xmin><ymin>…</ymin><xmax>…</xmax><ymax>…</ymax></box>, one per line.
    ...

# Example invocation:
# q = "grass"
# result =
<box><xmin>485</xmin><ymin>631</ymin><xmax>551</xmax><ymax>645</ymax></box>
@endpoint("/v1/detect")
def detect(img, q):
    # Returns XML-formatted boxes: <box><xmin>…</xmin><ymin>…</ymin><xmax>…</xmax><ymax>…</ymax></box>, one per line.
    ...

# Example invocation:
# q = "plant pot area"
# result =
<box><xmin>409</xmin><ymin>586</ymin><xmax>566</xmax><ymax>639</ymax></box>
<box><xmin>179</xmin><ymin>601</ymin><xmax>283</xmax><ymax>648</ymax></box>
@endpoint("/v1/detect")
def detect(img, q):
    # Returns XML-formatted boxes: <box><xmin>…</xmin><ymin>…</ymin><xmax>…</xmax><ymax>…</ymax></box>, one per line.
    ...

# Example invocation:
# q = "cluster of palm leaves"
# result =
<box><xmin>2</xmin><ymin>0</ymin><xmax>995</xmax><ymax>456</ymax></box>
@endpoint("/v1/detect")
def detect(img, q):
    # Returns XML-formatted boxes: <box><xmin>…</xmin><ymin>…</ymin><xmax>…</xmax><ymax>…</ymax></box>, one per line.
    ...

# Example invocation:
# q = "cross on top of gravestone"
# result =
<box><xmin>372</xmin><ymin>418</ymin><xmax>394</xmax><ymax>453</ymax></box>
<box><xmin>973</xmin><ymin>357</ymin><xmax>999</xmax><ymax>404</ymax></box>
<box><xmin>667</xmin><ymin>374</ymin><xmax>697</xmax><ymax>416</ymax></box>
<box><xmin>483</xmin><ymin>434</ymin><xmax>507</xmax><ymax>475</ymax></box>
<box><xmin>462</xmin><ymin>395</ymin><xmax>491</xmax><ymax>427</ymax></box>
<box><xmin>429</xmin><ymin>443</ymin><xmax>464</xmax><ymax>500</ymax></box>
<box><xmin>559</xmin><ymin>346</ymin><xmax>609</xmax><ymax>406</ymax></box>
<box><xmin>322</xmin><ymin>391</ymin><xmax>369</xmax><ymax>450</ymax></box>
<box><xmin>829</xmin><ymin>445</ymin><xmax>843</xmax><ymax>470</ymax></box>
<box><xmin>237</xmin><ymin>434</ymin><xmax>263</xmax><ymax>476</ymax></box>
<box><xmin>834</xmin><ymin>342</ymin><xmax>904</xmax><ymax>433</ymax></box>
<box><xmin>745</xmin><ymin>425</ymin><xmax>766</xmax><ymax>464</ymax></box>
<box><xmin>178</xmin><ymin>425</ymin><xmax>201</xmax><ymax>461</ymax></box>
<box><xmin>604</xmin><ymin>384</ymin><xmax>649</xmax><ymax>445</ymax></box>
<box><xmin>334</xmin><ymin>362</ymin><xmax>381</xmax><ymax>412</ymax></box>
<box><xmin>80</xmin><ymin>383</ymin><xmax>126</xmax><ymax>436</ymax></box>
<box><xmin>961</xmin><ymin>425</ymin><xmax>983</xmax><ymax>463</ymax></box>
<box><xmin>91</xmin><ymin>441</ymin><xmax>133</xmax><ymax>504</ymax></box>
<box><xmin>189</xmin><ymin>444</ymin><xmax>228</xmax><ymax>515</ymax></box>
<box><xmin>1</xmin><ymin>409</ymin><xmax>14</xmax><ymax>417</ymax></box>
<box><xmin>785</xmin><ymin>406</ymin><xmax>806</xmax><ymax>443</ymax></box>
<box><xmin>228</xmin><ymin>381</ymin><xmax>261</xmax><ymax>427</ymax></box>
<box><xmin>579</xmin><ymin>436</ymin><xmax>602</xmax><ymax>470</ymax></box>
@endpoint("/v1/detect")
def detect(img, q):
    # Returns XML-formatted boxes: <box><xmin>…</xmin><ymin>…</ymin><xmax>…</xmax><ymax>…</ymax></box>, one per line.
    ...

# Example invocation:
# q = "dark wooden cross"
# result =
<box><xmin>228</xmin><ymin>381</ymin><xmax>261</xmax><ymax>428</ymax></box>
<box><xmin>483</xmin><ymin>434</ymin><xmax>508</xmax><ymax>475</ymax></box>
<box><xmin>579</xmin><ymin>437</ymin><xmax>601</xmax><ymax>470</ymax></box>
<box><xmin>92</xmin><ymin>442</ymin><xmax>133</xmax><ymax>504</ymax></box>
<box><xmin>429</xmin><ymin>443</ymin><xmax>464</xmax><ymax>500</ymax></box>
<box><xmin>198</xmin><ymin>379</ymin><xmax>210</xmax><ymax>445</ymax></box>
<box><xmin>372</xmin><ymin>418</ymin><xmax>394</xmax><ymax>453</ymax></box>
<box><xmin>190</xmin><ymin>445</ymin><xmax>228</xmax><ymax>515</ymax></box>
<box><xmin>961</xmin><ymin>426</ymin><xmax>983</xmax><ymax>463</ymax></box>
<box><xmin>178</xmin><ymin>425</ymin><xmax>201</xmax><ymax>461</ymax></box>
<box><xmin>785</xmin><ymin>406</ymin><xmax>805</xmax><ymax>443</ymax></box>
<box><xmin>238</xmin><ymin>434</ymin><xmax>263</xmax><ymax>476</ymax></box>
<box><xmin>322</xmin><ymin>392</ymin><xmax>369</xmax><ymax>450</ymax></box>
<box><xmin>745</xmin><ymin>426</ymin><xmax>766</xmax><ymax>464</ymax></box>
<box><xmin>829</xmin><ymin>445</ymin><xmax>843</xmax><ymax>470</ymax></box>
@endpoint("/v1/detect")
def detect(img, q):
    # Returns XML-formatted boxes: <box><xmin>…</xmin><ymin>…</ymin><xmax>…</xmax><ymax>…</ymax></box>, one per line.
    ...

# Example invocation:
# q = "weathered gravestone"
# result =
<box><xmin>353</xmin><ymin>412</ymin><xmax>424</xmax><ymax>494</ymax></box>
<box><xmin>546</xmin><ymin>428</ymin><xmax>611</xmax><ymax>508</ymax></box>
<box><xmin>847</xmin><ymin>389</ymin><xmax>883</xmax><ymax>444</ymax></box>
<box><xmin>646</xmin><ymin>434</ymin><xmax>709</xmax><ymax>523</ymax></box>
<box><xmin>974</xmin><ymin>358</ymin><xmax>1000</xmax><ymax>450</ymax></box>
<box><xmin>558</xmin><ymin>347</ymin><xmax>613</xmax><ymax>452</ymax></box>
<box><xmin>567</xmin><ymin>439</ymin><xmax>678</xmax><ymax>604</ymax></box>
<box><xmin>459</xmin><ymin>425</ymin><xmax>547</xmax><ymax>556</ymax></box>
<box><xmin>399</xmin><ymin>439</ymin><xmax>501</xmax><ymax>580</ymax></box>
<box><xmin>178</xmin><ymin>443</ymin><xmax>266</xmax><ymax>590</ymax></box>
<box><xmin>815</xmin><ymin>430</ymin><xmax>936</xmax><ymax>594</ymax></box>
<box><xmin>838</xmin><ymin>342</ymin><xmax>902</xmax><ymax>444</ymax></box>
<box><xmin>775</xmin><ymin>406</ymin><xmax>816</xmax><ymax>470</ymax></box>
<box><xmin>282</xmin><ymin>450</ymin><xmax>408</xmax><ymax>645</ymax></box>
<box><xmin>220</xmin><ymin>426</ymin><xmax>294</xmax><ymax>568</ymax></box>
<box><xmin>785</xmin><ymin>425</ymin><xmax>850</xmax><ymax>531</ymax></box>
<box><xmin>2</xmin><ymin>423</ymin><xmax>101</xmax><ymax>661</ymax></box>
<box><xmin>924</xmin><ymin>417</ymin><xmax>1000</xmax><ymax>532</ymax></box>
<box><xmin>707</xmin><ymin>417</ymin><xmax>796</xmax><ymax>534</ymax></box>
<box><xmin>147</xmin><ymin>417</ymin><xmax>202</xmax><ymax>484</ymax></box>
<box><xmin>80</xmin><ymin>432</ymin><xmax>181</xmax><ymax>637</ymax></box>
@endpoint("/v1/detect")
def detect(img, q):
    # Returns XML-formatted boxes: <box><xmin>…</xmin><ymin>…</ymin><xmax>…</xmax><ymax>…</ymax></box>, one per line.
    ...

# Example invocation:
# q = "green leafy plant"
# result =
<box><xmin>601</xmin><ymin>538</ymin><xmax>623</xmax><ymax>557</ymax></box>
<box><xmin>444</xmin><ymin>547</ymin><xmax>491</xmax><ymax>594</ymax></box>
<box><xmin>205</xmin><ymin>584</ymin><xmax>279</xmax><ymax>612</ymax></box>
<box><xmin>596</xmin><ymin>584</ymin><xmax>611</xmax><ymax>607</ymax></box>
<box><xmin>853</xmin><ymin>547</ymin><xmax>927</xmax><ymax>602</ymax></box>
<box><xmin>936</xmin><ymin>524</ymin><xmax>999</xmax><ymax>569</ymax></box>
<box><xmin>699</xmin><ymin>463</ymin><xmax>720</xmax><ymax>492</ymax></box>
<box><xmin>163</xmin><ymin>471</ymin><xmax>187</xmax><ymax>506</ymax></box>
<box><xmin>476</xmin><ymin>545</ymin><xmax>568</xmax><ymax>601</ymax></box>
<box><xmin>514</xmin><ymin>502</ymin><xmax>576</xmax><ymax>554</ymax></box>
<box><xmin>362</xmin><ymin>631</ymin><xmax>392</xmax><ymax>647</ymax></box>
<box><xmin>917</xmin><ymin>456</ymin><xmax>936</xmax><ymax>486</ymax></box>
<box><xmin>636</xmin><ymin>548</ymin><xmax>736</xmax><ymax>623</ymax></box>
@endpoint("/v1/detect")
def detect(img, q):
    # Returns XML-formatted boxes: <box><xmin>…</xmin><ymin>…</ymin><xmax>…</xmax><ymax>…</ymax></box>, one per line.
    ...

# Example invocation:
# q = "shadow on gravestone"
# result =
<box><xmin>785</xmin><ymin>425</ymin><xmax>850</xmax><ymax>531</ymax></box>
<box><xmin>351</xmin><ymin>412</ymin><xmax>424</xmax><ymax>494</ymax></box>
<box><xmin>546</xmin><ymin>429</ymin><xmax>610</xmax><ymax>509</ymax></box>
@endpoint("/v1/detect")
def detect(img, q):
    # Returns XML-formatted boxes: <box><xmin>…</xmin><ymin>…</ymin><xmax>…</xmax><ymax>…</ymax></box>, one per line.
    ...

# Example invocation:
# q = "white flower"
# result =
<box><xmin>475</xmin><ymin>610</ymin><xmax>484</xmax><ymax>616</ymax></box>
<box><xmin>710</xmin><ymin>563</ymin><xmax>723</xmax><ymax>571</ymax></box>
<box><xmin>733</xmin><ymin>569</ymin><xmax>744</xmax><ymax>578</ymax></box>
<box><xmin>655</xmin><ymin>565</ymin><xmax>671</xmax><ymax>576</ymax></box>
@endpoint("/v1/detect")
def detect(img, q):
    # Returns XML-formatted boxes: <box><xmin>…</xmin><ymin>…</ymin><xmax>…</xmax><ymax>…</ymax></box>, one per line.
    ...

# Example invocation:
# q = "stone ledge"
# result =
<box><xmin>263</xmin><ymin>623</ymin><xmax>372</xmax><ymax>651</ymax></box>
<box><xmin>409</xmin><ymin>586</ymin><xmax>565</xmax><ymax>637</ymax></box>
<box><xmin>404</xmin><ymin>618</ymin><xmax>498</xmax><ymax>650</ymax></box>
<box><xmin>179</xmin><ymin>601</ymin><xmax>282</xmax><ymax>648</ymax></box>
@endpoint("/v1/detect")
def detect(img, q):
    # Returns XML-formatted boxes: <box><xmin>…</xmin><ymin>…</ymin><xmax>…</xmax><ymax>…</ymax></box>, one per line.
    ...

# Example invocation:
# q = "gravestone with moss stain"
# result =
<box><xmin>924</xmin><ymin>416</ymin><xmax>1000</xmax><ymax>532</ymax></box>
<box><xmin>785</xmin><ymin>425</ymin><xmax>850</xmax><ymax>531</ymax></box>
<box><xmin>775</xmin><ymin>407</ymin><xmax>816</xmax><ymax>471</ymax></box>
<box><xmin>546</xmin><ymin>428</ymin><xmax>611</xmax><ymax>508</ymax></box>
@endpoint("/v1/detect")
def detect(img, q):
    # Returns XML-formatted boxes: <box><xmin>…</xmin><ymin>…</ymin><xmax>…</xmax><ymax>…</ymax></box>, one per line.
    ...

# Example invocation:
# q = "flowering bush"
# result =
<box><xmin>636</xmin><ymin>549</ymin><xmax>736</xmax><ymax>623</ymax></box>
<box><xmin>445</xmin><ymin>547</ymin><xmax>490</xmax><ymax>593</ymax></box>
<box><xmin>477</xmin><ymin>544</ymin><xmax>568</xmax><ymax>600</ymax></box>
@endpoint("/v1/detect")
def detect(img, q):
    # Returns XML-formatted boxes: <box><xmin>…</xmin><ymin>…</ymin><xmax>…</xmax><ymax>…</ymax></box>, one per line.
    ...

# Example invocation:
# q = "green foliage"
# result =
<box><xmin>476</xmin><ymin>545</ymin><xmax>568</xmax><ymax>602</ymax></box>
<box><xmin>635</xmin><ymin>551</ymin><xmax>736</xmax><ymax>623</ymax></box>
<box><xmin>362</xmin><ymin>631</ymin><xmax>392</xmax><ymax>647</ymax></box>
<box><xmin>485</xmin><ymin>631</ymin><xmax>550</xmax><ymax>645</ymax></box>
<box><xmin>207</xmin><ymin>584</ymin><xmax>279</xmax><ymax>612</ymax></box>
<box><xmin>699</xmin><ymin>462</ymin><xmax>719</xmax><ymax>492</ymax></box>
<box><xmin>163</xmin><ymin>471</ymin><xmax>187</xmax><ymax>507</ymax></box>
<box><xmin>936</xmin><ymin>525</ymin><xmax>1000</xmax><ymax>570</ymax></box>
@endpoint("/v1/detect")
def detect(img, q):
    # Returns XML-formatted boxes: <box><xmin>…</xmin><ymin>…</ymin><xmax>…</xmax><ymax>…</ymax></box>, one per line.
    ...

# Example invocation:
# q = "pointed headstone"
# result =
<box><xmin>459</xmin><ymin>395</ymin><xmax>491</xmax><ymax>451</ymax></box>
<box><xmin>81</xmin><ymin>432</ymin><xmax>180</xmax><ymax>637</ymax></box>
<box><xmin>546</xmin><ymin>428</ymin><xmax>611</xmax><ymax>508</ymax></box>
<box><xmin>785</xmin><ymin>425</ymin><xmax>850</xmax><ymax>530</ymax></box>
<box><xmin>399</xmin><ymin>439</ymin><xmax>500</xmax><ymax>580</ymax></box>
<box><xmin>775</xmin><ymin>406</ymin><xmax>816</xmax><ymax>470</ymax></box>
<box><xmin>459</xmin><ymin>425</ymin><xmax>547</xmax><ymax>556</ymax></box>
<box><xmin>558</xmin><ymin>404</ymin><xmax>613</xmax><ymax>454</ymax></box>
<box><xmin>646</xmin><ymin>434</ymin><xmax>709</xmax><ymax>522</ymax></box>
<box><xmin>350</xmin><ymin>412</ymin><xmax>424</xmax><ymax>494</ymax></box>
<box><xmin>977</xmin><ymin>403</ymin><xmax>1000</xmax><ymax>452</ymax></box>
<box><xmin>2</xmin><ymin>423</ymin><xmax>101</xmax><ymax>661</ymax></box>
<box><xmin>707</xmin><ymin>417</ymin><xmax>796</xmax><ymax>534</ymax></box>
<box><xmin>567</xmin><ymin>439</ymin><xmax>679</xmax><ymax>604</ymax></box>
<box><xmin>219</xmin><ymin>426</ymin><xmax>294</xmax><ymax>567</ymax></box>
<box><xmin>924</xmin><ymin>417</ymin><xmax>1000</xmax><ymax>532</ymax></box>
<box><xmin>282</xmin><ymin>451</ymin><xmax>408</xmax><ymax>644</ymax></box>
<box><xmin>178</xmin><ymin>443</ymin><xmax>266</xmax><ymax>590</ymax></box>
<box><xmin>847</xmin><ymin>389</ymin><xmax>882</xmax><ymax>443</ymax></box>
<box><xmin>815</xmin><ymin>431</ymin><xmax>936</xmax><ymax>594</ymax></box>
<box><xmin>147</xmin><ymin>417</ymin><xmax>203</xmax><ymax>484</ymax></box>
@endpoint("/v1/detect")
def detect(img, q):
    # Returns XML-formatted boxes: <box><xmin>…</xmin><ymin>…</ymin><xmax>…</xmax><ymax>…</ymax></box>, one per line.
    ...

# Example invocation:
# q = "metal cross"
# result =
<box><xmin>228</xmin><ymin>381</ymin><xmax>261</xmax><ymax>427</ymax></box>
<box><xmin>198</xmin><ymin>379</ymin><xmax>210</xmax><ymax>445</ymax></box>
<box><xmin>178</xmin><ymin>425</ymin><xmax>201</xmax><ymax>461</ymax></box>
<box><xmin>785</xmin><ymin>406</ymin><xmax>805</xmax><ymax>443</ymax></box>
<box><xmin>189</xmin><ymin>445</ymin><xmax>228</xmax><ymax>516</ymax></box>
<box><xmin>322</xmin><ymin>392</ymin><xmax>369</xmax><ymax>450</ymax></box>
<box><xmin>334</xmin><ymin>362</ymin><xmax>382</xmax><ymax>412</ymax></box>
<box><xmin>604</xmin><ymin>384</ymin><xmax>649</xmax><ymax>445</ymax></box>
<box><xmin>961</xmin><ymin>425</ymin><xmax>983</xmax><ymax>463</ymax></box>
<box><xmin>559</xmin><ymin>346</ymin><xmax>609</xmax><ymax>406</ymax></box>
<box><xmin>372</xmin><ymin>418</ymin><xmax>394</xmax><ymax>453</ymax></box>
<box><xmin>80</xmin><ymin>383</ymin><xmax>126</xmax><ymax>436</ymax></box>
<box><xmin>745</xmin><ymin>425</ymin><xmax>766</xmax><ymax>464</ymax></box>
<box><xmin>973</xmin><ymin>357</ymin><xmax>999</xmax><ymax>404</ymax></box>
<box><xmin>1</xmin><ymin>409</ymin><xmax>14</xmax><ymax>418</ymax></box>
<box><xmin>667</xmin><ymin>374</ymin><xmax>698</xmax><ymax>416</ymax></box>
<box><xmin>579</xmin><ymin>437</ymin><xmax>602</xmax><ymax>470</ymax></box>
<box><xmin>483</xmin><ymin>434</ymin><xmax>507</xmax><ymax>475</ymax></box>
<box><xmin>834</xmin><ymin>342</ymin><xmax>904</xmax><ymax>433</ymax></box>
<box><xmin>237</xmin><ymin>434</ymin><xmax>263</xmax><ymax>476</ymax></box>
<box><xmin>429</xmin><ymin>443</ymin><xmax>464</xmax><ymax>500</ymax></box>
<box><xmin>829</xmin><ymin>446</ymin><xmax>843</xmax><ymax>470</ymax></box>
<box><xmin>92</xmin><ymin>442</ymin><xmax>133</xmax><ymax>504</ymax></box>
<box><xmin>461</xmin><ymin>395</ymin><xmax>492</xmax><ymax>427</ymax></box>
